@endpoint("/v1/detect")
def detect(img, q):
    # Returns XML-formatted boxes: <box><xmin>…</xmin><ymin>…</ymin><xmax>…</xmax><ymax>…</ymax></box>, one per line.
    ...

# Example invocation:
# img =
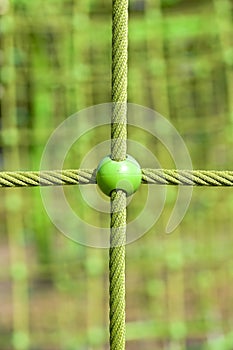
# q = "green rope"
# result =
<box><xmin>110</xmin><ymin>0</ymin><xmax>128</xmax><ymax>349</ymax></box>
<box><xmin>109</xmin><ymin>190</ymin><xmax>126</xmax><ymax>350</ymax></box>
<box><xmin>0</xmin><ymin>1</ymin><xmax>231</xmax><ymax>350</ymax></box>
<box><xmin>2</xmin><ymin>169</ymin><xmax>233</xmax><ymax>188</ymax></box>
<box><xmin>111</xmin><ymin>0</ymin><xmax>128</xmax><ymax>161</ymax></box>
<box><xmin>0</xmin><ymin>169</ymin><xmax>96</xmax><ymax>187</ymax></box>
<box><xmin>141</xmin><ymin>169</ymin><xmax>233</xmax><ymax>186</ymax></box>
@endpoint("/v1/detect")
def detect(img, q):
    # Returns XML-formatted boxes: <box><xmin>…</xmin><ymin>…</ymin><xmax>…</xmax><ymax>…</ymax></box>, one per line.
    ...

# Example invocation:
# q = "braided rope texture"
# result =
<box><xmin>111</xmin><ymin>0</ymin><xmax>128</xmax><ymax>161</ymax></box>
<box><xmin>142</xmin><ymin>169</ymin><xmax>233</xmax><ymax>186</ymax></box>
<box><xmin>2</xmin><ymin>169</ymin><xmax>233</xmax><ymax>187</ymax></box>
<box><xmin>0</xmin><ymin>169</ymin><xmax>96</xmax><ymax>187</ymax></box>
<box><xmin>109</xmin><ymin>190</ymin><xmax>126</xmax><ymax>350</ymax></box>
<box><xmin>110</xmin><ymin>1</ymin><xmax>128</xmax><ymax>348</ymax></box>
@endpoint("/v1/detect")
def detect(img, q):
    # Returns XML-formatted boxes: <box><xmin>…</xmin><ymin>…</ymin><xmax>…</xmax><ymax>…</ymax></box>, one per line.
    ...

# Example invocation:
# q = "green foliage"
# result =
<box><xmin>162</xmin><ymin>0</ymin><xmax>182</xmax><ymax>7</ymax></box>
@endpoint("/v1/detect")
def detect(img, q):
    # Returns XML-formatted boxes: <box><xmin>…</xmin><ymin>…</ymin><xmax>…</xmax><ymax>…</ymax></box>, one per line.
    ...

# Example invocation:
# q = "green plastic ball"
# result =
<box><xmin>96</xmin><ymin>155</ymin><xmax>142</xmax><ymax>197</ymax></box>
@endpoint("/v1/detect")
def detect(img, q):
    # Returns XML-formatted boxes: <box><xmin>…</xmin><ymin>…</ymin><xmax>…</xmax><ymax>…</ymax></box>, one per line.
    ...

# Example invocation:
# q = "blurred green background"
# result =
<box><xmin>1</xmin><ymin>0</ymin><xmax>233</xmax><ymax>349</ymax></box>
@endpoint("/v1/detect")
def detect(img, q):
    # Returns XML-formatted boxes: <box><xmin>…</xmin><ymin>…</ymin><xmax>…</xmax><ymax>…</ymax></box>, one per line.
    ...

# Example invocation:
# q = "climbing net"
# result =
<box><xmin>1</xmin><ymin>1</ymin><xmax>233</xmax><ymax>349</ymax></box>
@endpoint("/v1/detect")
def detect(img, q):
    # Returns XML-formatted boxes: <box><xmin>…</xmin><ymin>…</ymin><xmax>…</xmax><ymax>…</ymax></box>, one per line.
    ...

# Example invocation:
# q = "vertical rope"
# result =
<box><xmin>111</xmin><ymin>0</ymin><xmax>128</xmax><ymax>161</ymax></box>
<box><xmin>109</xmin><ymin>191</ymin><xmax>126</xmax><ymax>349</ymax></box>
<box><xmin>110</xmin><ymin>0</ymin><xmax>128</xmax><ymax>349</ymax></box>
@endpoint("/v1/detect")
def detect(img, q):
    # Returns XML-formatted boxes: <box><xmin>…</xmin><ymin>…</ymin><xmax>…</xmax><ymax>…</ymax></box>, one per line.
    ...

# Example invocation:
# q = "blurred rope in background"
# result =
<box><xmin>0</xmin><ymin>0</ymin><xmax>233</xmax><ymax>349</ymax></box>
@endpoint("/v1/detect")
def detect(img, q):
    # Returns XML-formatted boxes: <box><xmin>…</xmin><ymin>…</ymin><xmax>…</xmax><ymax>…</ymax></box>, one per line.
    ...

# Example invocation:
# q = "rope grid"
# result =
<box><xmin>2</xmin><ymin>169</ymin><xmax>233</xmax><ymax>187</ymax></box>
<box><xmin>1</xmin><ymin>1</ymin><xmax>232</xmax><ymax>350</ymax></box>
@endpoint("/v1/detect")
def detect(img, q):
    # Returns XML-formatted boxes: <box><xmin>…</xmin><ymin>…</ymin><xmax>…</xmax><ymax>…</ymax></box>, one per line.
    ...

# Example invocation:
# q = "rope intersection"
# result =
<box><xmin>1</xmin><ymin>168</ymin><xmax>233</xmax><ymax>188</ymax></box>
<box><xmin>1</xmin><ymin>0</ymin><xmax>230</xmax><ymax>349</ymax></box>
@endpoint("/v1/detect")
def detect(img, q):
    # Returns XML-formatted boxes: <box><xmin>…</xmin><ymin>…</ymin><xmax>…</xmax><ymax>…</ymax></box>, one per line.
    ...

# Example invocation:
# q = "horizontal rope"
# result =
<box><xmin>1</xmin><ymin>168</ymin><xmax>233</xmax><ymax>188</ymax></box>
<box><xmin>0</xmin><ymin>169</ymin><xmax>96</xmax><ymax>187</ymax></box>
<box><xmin>142</xmin><ymin>169</ymin><xmax>233</xmax><ymax>186</ymax></box>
